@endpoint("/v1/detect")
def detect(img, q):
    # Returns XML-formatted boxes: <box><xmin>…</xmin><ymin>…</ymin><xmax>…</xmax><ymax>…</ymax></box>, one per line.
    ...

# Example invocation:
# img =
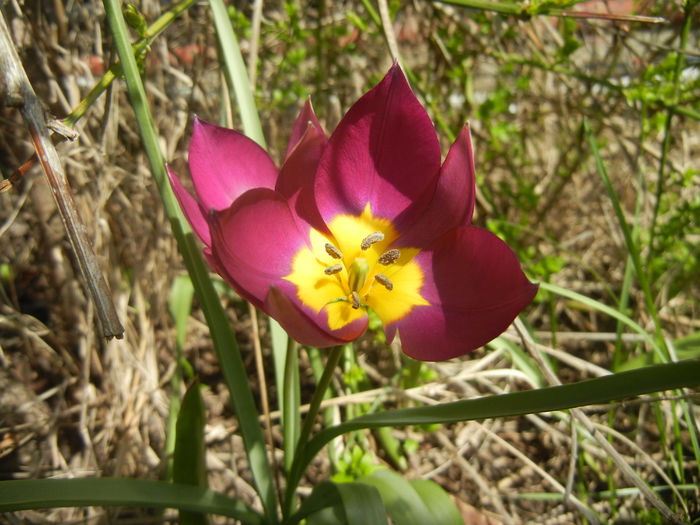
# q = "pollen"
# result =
<box><xmin>325</xmin><ymin>243</ymin><xmax>343</xmax><ymax>259</ymax></box>
<box><xmin>360</xmin><ymin>231</ymin><xmax>385</xmax><ymax>250</ymax></box>
<box><xmin>324</xmin><ymin>264</ymin><xmax>343</xmax><ymax>275</ymax></box>
<box><xmin>378</xmin><ymin>248</ymin><xmax>401</xmax><ymax>265</ymax></box>
<box><xmin>350</xmin><ymin>291</ymin><xmax>361</xmax><ymax>309</ymax></box>
<box><xmin>374</xmin><ymin>273</ymin><xmax>393</xmax><ymax>291</ymax></box>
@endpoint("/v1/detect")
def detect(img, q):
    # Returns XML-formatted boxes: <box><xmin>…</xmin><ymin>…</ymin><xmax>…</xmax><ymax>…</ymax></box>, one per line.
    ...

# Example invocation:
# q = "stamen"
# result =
<box><xmin>324</xmin><ymin>264</ymin><xmax>343</xmax><ymax>275</ymax></box>
<box><xmin>360</xmin><ymin>231</ymin><xmax>385</xmax><ymax>250</ymax></box>
<box><xmin>378</xmin><ymin>248</ymin><xmax>401</xmax><ymax>265</ymax></box>
<box><xmin>351</xmin><ymin>291</ymin><xmax>361</xmax><ymax>309</ymax></box>
<box><xmin>325</xmin><ymin>243</ymin><xmax>343</xmax><ymax>259</ymax></box>
<box><xmin>374</xmin><ymin>273</ymin><xmax>393</xmax><ymax>291</ymax></box>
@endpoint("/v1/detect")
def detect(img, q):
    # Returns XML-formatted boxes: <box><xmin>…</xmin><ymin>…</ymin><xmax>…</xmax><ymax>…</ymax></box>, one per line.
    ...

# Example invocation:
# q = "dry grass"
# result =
<box><xmin>1</xmin><ymin>0</ymin><xmax>699</xmax><ymax>523</ymax></box>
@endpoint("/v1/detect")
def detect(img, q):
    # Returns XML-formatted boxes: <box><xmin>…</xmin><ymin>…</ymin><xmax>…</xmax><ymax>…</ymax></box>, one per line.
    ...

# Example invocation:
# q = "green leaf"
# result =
<box><xmin>288</xmin><ymin>359</ymin><xmax>700</xmax><ymax>494</ymax></box>
<box><xmin>289</xmin><ymin>481</ymin><xmax>387</xmax><ymax>525</ymax></box>
<box><xmin>410</xmin><ymin>479</ymin><xmax>463</xmax><ymax>525</ymax></box>
<box><xmin>173</xmin><ymin>382</ymin><xmax>209</xmax><ymax>525</ymax></box>
<box><xmin>358</xmin><ymin>469</ymin><xmax>430</xmax><ymax>525</ymax></box>
<box><xmin>0</xmin><ymin>478</ymin><xmax>262</xmax><ymax>524</ymax></box>
<box><xmin>208</xmin><ymin>0</ymin><xmax>266</xmax><ymax>147</ymax></box>
<box><xmin>169</xmin><ymin>274</ymin><xmax>195</xmax><ymax>350</ymax></box>
<box><xmin>336</xmin><ymin>482</ymin><xmax>388</xmax><ymax>525</ymax></box>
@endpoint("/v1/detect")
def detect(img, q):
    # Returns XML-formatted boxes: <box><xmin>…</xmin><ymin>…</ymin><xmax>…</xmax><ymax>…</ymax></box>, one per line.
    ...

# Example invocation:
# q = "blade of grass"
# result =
<box><xmin>585</xmin><ymin>121</ymin><xmax>700</xmax><ymax>476</ymax></box>
<box><xmin>584</xmin><ymin>119</ymin><xmax>668</xmax><ymax>360</ymax></box>
<box><xmin>288</xmin><ymin>358</ymin><xmax>700</xmax><ymax>497</ymax></box>
<box><xmin>102</xmin><ymin>1</ymin><xmax>277</xmax><ymax>520</ymax></box>
<box><xmin>208</xmin><ymin>0</ymin><xmax>266</xmax><ymax>148</ymax></box>
<box><xmin>0</xmin><ymin>478</ymin><xmax>262</xmax><ymax>523</ymax></box>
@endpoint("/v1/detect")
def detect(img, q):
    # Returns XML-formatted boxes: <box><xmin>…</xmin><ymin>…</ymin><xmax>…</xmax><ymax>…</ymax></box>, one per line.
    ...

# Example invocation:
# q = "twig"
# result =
<box><xmin>0</xmin><ymin>11</ymin><xmax>123</xmax><ymax>339</ymax></box>
<box><xmin>377</xmin><ymin>0</ymin><xmax>400</xmax><ymax>63</ymax></box>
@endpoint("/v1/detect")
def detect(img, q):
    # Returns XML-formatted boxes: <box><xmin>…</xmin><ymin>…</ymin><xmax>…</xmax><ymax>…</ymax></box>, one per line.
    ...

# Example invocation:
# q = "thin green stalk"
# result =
<box><xmin>208</xmin><ymin>0</ymin><xmax>266</xmax><ymax>148</ymax></box>
<box><xmin>283</xmin><ymin>345</ymin><xmax>344</xmax><ymax>518</ymax></box>
<box><xmin>65</xmin><ymin>0</ymin><xmax>195</xmax><ymax>128</ymax></box>
<box><xmin>307</xmin><ymin>347</ymin><xmax>338</xmax><ymax>468</ymax></box>
<box><xmin>283</xmin><ymin>337</ymin><xmax>301</xmax><ymax>474</ymax></box>
<box><xmin>584</xmin><ymin>120</ymin><xmax>668</xmax><ymax>360</ymax></box>
<box><xmin>102</xmin><ymin>2</ymin><xmax>277</xmax><ymax>521</ymax></box>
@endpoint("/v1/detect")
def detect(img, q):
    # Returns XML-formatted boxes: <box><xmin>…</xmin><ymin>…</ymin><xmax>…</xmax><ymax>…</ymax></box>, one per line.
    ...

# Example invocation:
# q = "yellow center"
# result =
<box><xmin>284</xmin><ymin>204</ymin><xmax>429</xmax><ymax>331</ymax></box>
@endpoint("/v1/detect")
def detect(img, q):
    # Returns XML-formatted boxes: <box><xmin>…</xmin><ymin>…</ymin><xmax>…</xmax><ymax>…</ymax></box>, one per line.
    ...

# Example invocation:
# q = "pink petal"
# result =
<box><xmin>188</xmin><ymin>116</ymin><xmax>278</xmax><ymax>211</ymax></box>
<box><xmin>276</xmin><ymin>120</ymin><xmax>329</xmax><ymax>234</ymax></box>
<box><xmin>314</xmin><ymin>64</ymin><xmax>441</xmax><ymax>230</ymax></box>
<box><xmin>285</xmin><ymin>99</ymin><xmax>325</xmax><ymax>160</ymax></box>
<box><xmin>397</xmin><ymin>124</ymin><xmax>476</xmax><ymax>248</ymax></box>
<box><xmin>167</xmin><ymin>164</ymin><xmax>212</xmax><ymax>247</ymax></box>
<box><xmin>209</xmin><ymin>188</ymin><xmax>306</xmax><ymax>308</ymax></box>
<box><xmin>265</xmin><ymin>286</ymin><xmax>366</xmax><ymax>347</ymax></box>
<box><xmin>390</xmin><ymin>226</ymin><xmax>538</xmax><ymax>361</ymax></box>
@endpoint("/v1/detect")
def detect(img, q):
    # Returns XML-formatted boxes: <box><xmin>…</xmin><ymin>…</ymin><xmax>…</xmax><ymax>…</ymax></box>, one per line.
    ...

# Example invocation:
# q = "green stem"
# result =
<box><xmin>282</xmin><ymin>337</ymin><xmax>301</xmax><ymax>474</ymax></box>
<box><xmin>65</xmin><ymin>0</ymin><xmax>195</xmax><ymax>128</ymax></box>
<box><xmin>283</xmin><ymin>344</ymin><xmax>344</xmax><ymax>518</ymax></box>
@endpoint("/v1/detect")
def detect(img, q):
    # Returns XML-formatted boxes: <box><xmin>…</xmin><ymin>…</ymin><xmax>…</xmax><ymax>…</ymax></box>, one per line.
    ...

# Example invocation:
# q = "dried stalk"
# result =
<box><xmin>0</xmin><ymin>10</ymin><xmax>123</xmax><ymax>339</ymax></box>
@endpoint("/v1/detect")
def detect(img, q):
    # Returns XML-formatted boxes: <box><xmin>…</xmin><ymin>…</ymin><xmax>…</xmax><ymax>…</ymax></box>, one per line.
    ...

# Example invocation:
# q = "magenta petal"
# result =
<box><xmin>276</xmin><ymin>121</ymin><xmax>329</xmax><ymax>234</ymax></box>
<box><xmin>398</xmin><ymin>125</ymin><xmax>476</xmax><ymax>248</ymax></box>
<box><xmin>167</xmin><ymin>164</ymin><xmax>212</xmax><ymax>247</ymax></box>
<box><xmin>285</xmin><ymin>99</ymin><xmax>325</xmax><ymax>160</ymax></box>
<box><xmin>315</xmin><ymin>65</ymin><xmax>441</xmax><ymax>228</ymax></box>
<box><xmin>265</xmin><ymin>286</ymin><xmax>359</xmax><ymax>348</ymax></box>
<box><xmin>209</xmin><ymin>188</ymin><xmax>306</xmax><ymax>308</ymax></box>
<box><xmin>392</xmin><ymin>226</ymin><xmax>538</xmax><ymax>361</ymax></box>
<box><xmin>189</xmin><ymin>116</ymin><xmax>278</xmax><ymax>211</ymax></box>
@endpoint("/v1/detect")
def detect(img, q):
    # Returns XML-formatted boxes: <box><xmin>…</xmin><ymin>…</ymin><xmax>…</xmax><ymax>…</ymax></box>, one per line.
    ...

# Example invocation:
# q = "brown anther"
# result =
<box><xmin>325</xmin><ymin>243</ymin><xmax>343</xmax><ymax>259</ymax></box>
<box><xmin>360</xmin><ymin>231</ymin><xmax>385</xmax><ymax>250</ymax></box>
<box><xmin>324</xmin><ymin>264</ymin><xmax>343</xmax><ymax>275</ymax></box>
<box><xmin>351</xmin><ymin>291</ymin><xmax>361</xmax><ymax>309</ymax></box>
<box><xmin>374</xmin><ymin>273</ymin><xmax>393</xmax><ymax>291</ymax></box>
<box><xmin>378</xmin><ymin>248</ymin><xmax>401</xmax><ymax>265</ymax></box>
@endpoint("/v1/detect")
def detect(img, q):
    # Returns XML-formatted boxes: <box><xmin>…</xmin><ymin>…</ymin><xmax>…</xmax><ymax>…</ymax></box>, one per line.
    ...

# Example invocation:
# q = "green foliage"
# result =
<box><xmin>173</xmin><ymin>383</ymin><xmax>209</xmax><ymax>525</ymax></box>
<box><xmin>332</xmin><ymin>445</ymin><xmax>379</xmax><ymax>483</ymax></box>
<box><xmin>124</xmin><ymin>3</ymin><xmax>148</xmax><ymax>38</ymax></box>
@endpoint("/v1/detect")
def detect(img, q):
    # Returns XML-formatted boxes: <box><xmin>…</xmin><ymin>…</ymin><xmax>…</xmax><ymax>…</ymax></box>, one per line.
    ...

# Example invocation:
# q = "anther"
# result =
<box><xmin>324</xmin><ymin>264</ymin><xmax>343</xmax><ymax>275</ymax></box>
<box><xmin>374</xmin><ymin>273</ymin><xmax>393</xmax><ymax>291</ymax></box>
<box><xmin>325</xmin><ymin>243</ymin><xmax>343</xmax><ymax>259</ymax></box>
<box><xmin>360</xmin><ymin>231</ymin><xmax>385</xmax><ymax>250</ymax></box>
<box><xmin>351</xmin><ymin>291</ymin><xmax>361</xmax><ymax>309</ymax></box>
<box><xmin>378</xmin><ymin>248</ymin><xmax>401</xmax><ymax>265</ymax></box>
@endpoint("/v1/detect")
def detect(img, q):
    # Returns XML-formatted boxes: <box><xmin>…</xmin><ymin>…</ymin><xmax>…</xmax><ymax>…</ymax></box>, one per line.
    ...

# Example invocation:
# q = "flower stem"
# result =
<box><xmin>283</xmin><ymin>344</ymin><xmax>344</xmax><ymax>517</ymax></box>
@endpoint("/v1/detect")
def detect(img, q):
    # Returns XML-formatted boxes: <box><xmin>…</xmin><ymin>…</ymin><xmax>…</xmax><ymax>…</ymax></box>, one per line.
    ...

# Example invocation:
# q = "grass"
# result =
<box><xmin>0</xmin><ymin>0</ymin><xmax>698</xmax><ymax>523</ymax></box>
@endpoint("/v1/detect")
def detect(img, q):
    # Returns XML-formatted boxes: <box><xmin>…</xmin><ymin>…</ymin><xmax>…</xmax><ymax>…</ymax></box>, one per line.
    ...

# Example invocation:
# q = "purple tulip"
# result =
<box><xmin>167</xmin><ymin>65</ymin><xmax>537</xmax><ymax>361</ymax></box>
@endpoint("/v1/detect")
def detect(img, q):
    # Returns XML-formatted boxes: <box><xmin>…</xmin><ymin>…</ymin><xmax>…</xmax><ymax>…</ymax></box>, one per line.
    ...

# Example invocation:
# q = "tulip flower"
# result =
<box><xmin>167</xmin><ymin>65</ymin><xmax>537</xmax><ymax>361</ymax></box>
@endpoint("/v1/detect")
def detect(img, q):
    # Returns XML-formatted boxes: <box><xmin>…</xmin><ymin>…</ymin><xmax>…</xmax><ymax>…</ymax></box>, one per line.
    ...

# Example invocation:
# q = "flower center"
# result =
<box><xmin>323</xmin><ymin>232</ymin><xmax>400</xmax><ymax>310</ymax></box>
<box><xmin>284</xmin><ymin>203</ymin><xmax>429</xmax><ymax>331</ymax></box>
